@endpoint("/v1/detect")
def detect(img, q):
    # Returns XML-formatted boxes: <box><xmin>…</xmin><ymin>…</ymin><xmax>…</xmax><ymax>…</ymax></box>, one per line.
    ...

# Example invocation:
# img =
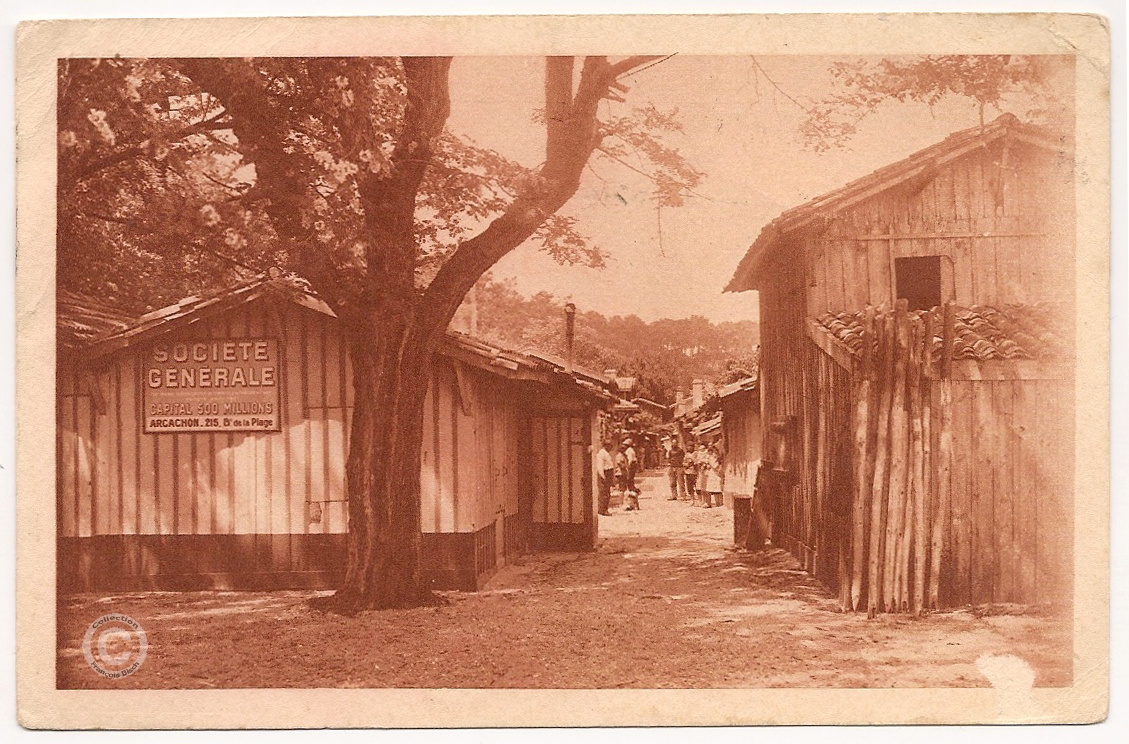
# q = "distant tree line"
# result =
<box><xmin>460</xmin><ymin>276</ymin><xmax>759</xmax><ymax>405</ymax></box>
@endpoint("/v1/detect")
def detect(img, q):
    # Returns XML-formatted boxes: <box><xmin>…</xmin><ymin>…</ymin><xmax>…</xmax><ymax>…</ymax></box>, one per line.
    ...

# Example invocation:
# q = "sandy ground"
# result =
<box><xmin>57</xmin><ymin>472</ymin><xmax>1072</xmax><ymax>689</ymax></box>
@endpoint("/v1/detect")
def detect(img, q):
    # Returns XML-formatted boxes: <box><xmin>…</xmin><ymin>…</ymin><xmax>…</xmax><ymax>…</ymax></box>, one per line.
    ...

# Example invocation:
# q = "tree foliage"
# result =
<box><xmin>59</xmin><ymin>55</ymin><xmax>703</xmax><ymax>611</ymax></box>
<box><xmin>58</xmin><ymin>57</ymin><xmax>701</xmax><ymax>311</ymax></box>
<box><xmin>800</xmin><ymin>55</ymin><xmax>1064</xmax><ymax>151</ymax></box>
<box><xmin>463</xmin><ymin>275</ymin><xmax>759</xmax><ymax>404</ymax></box>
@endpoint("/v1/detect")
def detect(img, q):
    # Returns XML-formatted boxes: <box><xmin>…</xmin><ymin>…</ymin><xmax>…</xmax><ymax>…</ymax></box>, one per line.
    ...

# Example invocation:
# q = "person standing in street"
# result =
<box><xmin>623</xmin><ymin>437</ymin><xmax>638</xmax><ymax>494</ymax></box>
<box><xmin>666</xmin><ymin>440</ymin><xmax>686</xmax><ymax>501</ymax></box>
<box><xmin>596</xmin><ymin>439</ymin><xmax>614</xmax><ymax>516</ymax></box>
<box><xmin>705</xmin><ymin>442</ymin><xmax>724</xmax><ymax>508</ymax></box>
<box><xmin>614</xmin><ymin>445</ymin><xmax>628</xmax><ymax>493</ymax></box>
<box><xmin>683</xmin><ymin>439</ymin><xmax>698</xmax><ymax>502</ymax></box>
<box><xmin>694</xmin><ymin>442</ymin><xmax>710</xmax><ymax>506</ymax></box>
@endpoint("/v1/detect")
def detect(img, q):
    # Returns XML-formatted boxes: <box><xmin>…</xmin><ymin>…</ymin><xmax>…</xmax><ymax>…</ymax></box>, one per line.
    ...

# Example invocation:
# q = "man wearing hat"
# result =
<box><xmin>623</xmin><ymin>437</ymin><xmax>638</xmax><ymax>496</ymax></box>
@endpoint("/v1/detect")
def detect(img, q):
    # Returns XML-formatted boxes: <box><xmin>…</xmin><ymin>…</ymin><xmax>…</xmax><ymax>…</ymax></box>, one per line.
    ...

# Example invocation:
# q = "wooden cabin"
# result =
<box><xmin>57</xmin><ymin>277</ymin><xmax>611</xmax><ymax>593</ymax></box>
<box><xmin>726</xmin><ymin>114</ymin><xmax>1074</xmax><ymax>613</ymax></box>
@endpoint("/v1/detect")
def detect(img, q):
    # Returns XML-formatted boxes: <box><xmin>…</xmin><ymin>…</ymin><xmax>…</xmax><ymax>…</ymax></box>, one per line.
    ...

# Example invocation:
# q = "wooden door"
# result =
<box><xmin>528</xmin><ymin>415</ymin><xmax>593</xmax><ymax>551</ymax></box>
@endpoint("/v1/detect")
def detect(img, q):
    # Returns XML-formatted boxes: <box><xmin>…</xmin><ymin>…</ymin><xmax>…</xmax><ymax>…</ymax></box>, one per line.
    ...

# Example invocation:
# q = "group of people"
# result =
<box><xmin>596</xmin><ymin>436</ymin><xmax>640</xmax><ymax>515</ymax></box>
<box><xmin>664</xmin><ymin>438</ymin><xmax>724</xmax><ymax>508</ymax></box>
<box><xmin>595</xmin><ymin>433</ymin><xmax>726</xmax><ymax>516</ymax></box>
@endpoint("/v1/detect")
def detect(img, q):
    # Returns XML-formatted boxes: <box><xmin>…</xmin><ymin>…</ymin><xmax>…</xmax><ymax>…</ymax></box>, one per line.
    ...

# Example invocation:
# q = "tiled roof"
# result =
<box><xmin>816</xmin><ymin>303</ymin><xmax>1067</xmax><ymax>363</ymax></box>
<box><xmin>726</xmin><ymin>114</ymin><xmax>1065</xmax><ymax>293</ymax></box>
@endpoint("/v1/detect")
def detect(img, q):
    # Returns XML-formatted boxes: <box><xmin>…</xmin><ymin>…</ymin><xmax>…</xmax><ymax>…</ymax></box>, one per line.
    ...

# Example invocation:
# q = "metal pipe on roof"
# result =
<box><xmin>564</xmin><ymin>302</ymin><xmax>576</xmax><ymax>375</ymax></box>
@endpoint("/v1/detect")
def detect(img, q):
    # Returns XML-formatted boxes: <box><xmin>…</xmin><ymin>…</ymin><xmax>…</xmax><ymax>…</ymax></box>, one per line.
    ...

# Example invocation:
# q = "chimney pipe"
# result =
<box><xmin>564</xmin><ymin>302</ymin><xmax>576</xmax><ymax>374</ymax></box>
<box><xmin>692</xmin><ymin>379</ymin><xmax>704</xmax><ymax>408</ymax></box>
<box><xmin>467</xmin><ymin>285</ymin><xmax>479</xmax><ymax>336</ymax></box>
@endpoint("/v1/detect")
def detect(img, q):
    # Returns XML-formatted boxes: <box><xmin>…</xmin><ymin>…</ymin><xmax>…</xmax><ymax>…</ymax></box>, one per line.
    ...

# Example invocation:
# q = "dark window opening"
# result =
<box><xmin>895</xmin><ymin>255</ymin><xmax>942</xmax><ymax>311</ymax></box>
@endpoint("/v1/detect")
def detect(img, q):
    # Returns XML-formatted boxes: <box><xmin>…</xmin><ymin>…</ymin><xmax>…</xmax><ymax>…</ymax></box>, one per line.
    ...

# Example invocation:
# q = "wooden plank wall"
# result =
<box><xmin>59</xmin><ymin>302</ymin><xmax>349</xmax><ymax>540</ymax></box>
<box><xmin>811</xmin><ymin>343</ymin><xmax>854</xmax><ymax>596</ymax></box>
<box><xmin>809</xmin><ymin>142</ymin><xmax>1073</xmax><ymax>316</ymax></box>
<box><xmin>756</xmin><ymin>251</ymin><xmax>808</xmax><ymax>564</ymax></box>
<box><xmin>941</xmin><ymin>376</ymin><xmax>1073</xmax><ymax>607</ymax></box>
<box><xmin>59</xmin><ymin>301</ymin><xmax>532</xmax><ymax>554</ymax></box>
<box><xmin>529</xmin><ymin>415</ymin><xmax>589</xmax><ymax>527</ymax></box>
<box><xmin>794</xmin><ymin>305</ymin><xmax>1074</xmax><ymax>612</ymax></box>
<box><xmin>772</xmin><ymin>337</ymin><xmax>854</xmax><ymax>585</ymax></box>
<box><xmin>756</xmin><ymin>136</ymin><xmax>1075</xmax><ymax>612</ymax></box>
<box><xmin>758</xmin><ymin>253</ymin><xmax>806</xmax><ymax>475</ymax></box>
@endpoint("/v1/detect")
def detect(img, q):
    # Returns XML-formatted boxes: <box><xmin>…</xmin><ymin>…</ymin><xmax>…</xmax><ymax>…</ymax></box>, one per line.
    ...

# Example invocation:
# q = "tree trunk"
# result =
<box><xmin>326</xmin><ymin>310</ymin><xmax>435</xmax><ymax>613</ymax></box>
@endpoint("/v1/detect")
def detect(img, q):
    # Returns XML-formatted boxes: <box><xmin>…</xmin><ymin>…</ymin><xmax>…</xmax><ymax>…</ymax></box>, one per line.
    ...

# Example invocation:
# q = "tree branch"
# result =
<box><xmin>171</xmin><ymin>58</ymin><xmax>343</xmax><ymax>307</ymax></box>
<box><xmin>609</xmin><ymin>55</ymin><xmax>668</xmax><ymax>79</ymax></box>
<box><xmin>419</xmin><ymin>56</ymin><xmax>626</xmax><ymax>337</ymax></box>
<box><xmin>73</xmin><ymin>112</ymin><xmax>232</xmax><ymax>184</ymax></box>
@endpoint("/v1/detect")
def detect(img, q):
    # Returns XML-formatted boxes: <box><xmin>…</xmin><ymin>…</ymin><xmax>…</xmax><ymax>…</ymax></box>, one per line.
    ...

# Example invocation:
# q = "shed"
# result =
<box><xmin>57</xmin><ymin>276</ymin><xmax>612</xmax><ymax>593</ymax></box>
<box><xmin>726</xmin><ymin>114</ymin><xmax>1074</xmax><ymax>613</ymax></box>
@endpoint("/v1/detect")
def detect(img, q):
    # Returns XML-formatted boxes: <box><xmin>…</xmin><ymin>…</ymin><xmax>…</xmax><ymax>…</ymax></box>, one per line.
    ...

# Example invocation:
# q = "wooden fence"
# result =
<box><xmin>846</xmin><ymin>301</ymin><xmax>953</xmax><ymax>615</ymax></box>
<box><xmin>795</xmin><ymin>299</ymin><xmax>1072</xmax><ymax>615</ymax></box>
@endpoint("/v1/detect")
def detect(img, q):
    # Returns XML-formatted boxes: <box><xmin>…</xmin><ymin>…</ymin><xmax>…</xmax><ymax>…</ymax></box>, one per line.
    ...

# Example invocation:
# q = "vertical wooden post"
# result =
<box><xmin>883</xmin><ymin>299</ymin><xmax>910</xmax><ymax>612</ymax></box>
<box><xmin>916</xmin><ymin>310</ymin><xmax>935</xmax><ymax>614</ymax></box>
<box><xmin>909</xmin><ymin>315</ymin><xmax>927</xmax><ymax>614</ymax></box>
<box><xmin>867</xmin><ymin>307</ymin><xmax>894</xmax><ymax>618</ymax></box>
<box><xmin>814</xmin><ymin>351</ymin><xmax>828</xmax><ymax>578</ymax></box>
<box><xmin>901</xmin><ymin>315</ymin><xmax>922</xmax><ymax>612</ymax></box>
<box><xmin>928</xmin><ymin>302</ymin><xmax>956</xmax><ymax>608</ymax></box>
<box><xmin>850</xmin><ymin>306</ymin><xmax>875</xmax><ymax>611</ymax></box>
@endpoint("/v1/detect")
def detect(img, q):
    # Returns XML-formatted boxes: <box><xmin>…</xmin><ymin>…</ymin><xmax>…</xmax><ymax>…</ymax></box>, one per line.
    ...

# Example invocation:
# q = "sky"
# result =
<box><xmin>444</xmin><ymin>55</ymin><xmax>1047</xmax><ymax>324</ymax></box>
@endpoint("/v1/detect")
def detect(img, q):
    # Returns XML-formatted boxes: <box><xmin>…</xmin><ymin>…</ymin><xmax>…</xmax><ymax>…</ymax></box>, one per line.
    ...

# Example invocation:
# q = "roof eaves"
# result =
<box><xmin>725</xmin><ymin>115</ymin><xmax>1062</xmax><ymax>293</ymax></box>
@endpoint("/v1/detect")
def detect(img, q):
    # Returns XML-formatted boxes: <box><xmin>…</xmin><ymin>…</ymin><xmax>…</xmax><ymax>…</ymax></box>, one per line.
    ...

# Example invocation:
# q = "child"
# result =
<box><xmin>694</xmin><ymin>442</ymin><xmax>710</xmax><ymax>506</ymax></box>
<box><xmin>705</xmin><ymin>444</ymin><xmax>724</xmax><ymax>508</ymax></box>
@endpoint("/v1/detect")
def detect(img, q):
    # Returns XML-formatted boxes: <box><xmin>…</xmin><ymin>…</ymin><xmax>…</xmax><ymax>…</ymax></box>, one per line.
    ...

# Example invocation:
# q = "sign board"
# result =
<box><xmin>142</xmin><ymin>338</ymin><xmax>282</xmax><ymax>433</ymax></box>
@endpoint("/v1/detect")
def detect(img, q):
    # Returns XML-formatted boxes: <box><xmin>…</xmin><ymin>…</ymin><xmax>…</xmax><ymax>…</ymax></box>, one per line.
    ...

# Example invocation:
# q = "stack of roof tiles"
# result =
<box><xmin>816</xmin><ymin>303</ymin><xmax>1066</xmax><ymax>363</ymax></box>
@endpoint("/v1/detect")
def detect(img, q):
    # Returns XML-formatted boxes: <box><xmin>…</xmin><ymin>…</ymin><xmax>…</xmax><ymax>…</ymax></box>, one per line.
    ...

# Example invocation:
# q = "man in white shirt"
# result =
<box><xmin>623</xmin><ymin>437</ymin><xmax>638</xmax><ymax>494</ymax></box>
<box><xmin>596</xmin><ymin>440</ymin><xmax>614</xmax><ymax>516</ymax></box>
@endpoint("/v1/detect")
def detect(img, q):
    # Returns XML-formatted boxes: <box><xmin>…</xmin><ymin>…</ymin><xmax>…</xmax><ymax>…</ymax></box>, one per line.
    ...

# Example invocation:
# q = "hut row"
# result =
<box><xmin>668</xmin><ymin>375</ymin><xmax>761</xmax><ymax>514</ymax></box>
<box><xmin>725</xmin><ymin>114</ymin><xmax>1075</xmax><ymax>612</ymax></box>
<box><xmin>57</xmin><ymin>277</ymin><xmax>613</xmax><ymax>593</ymax></box>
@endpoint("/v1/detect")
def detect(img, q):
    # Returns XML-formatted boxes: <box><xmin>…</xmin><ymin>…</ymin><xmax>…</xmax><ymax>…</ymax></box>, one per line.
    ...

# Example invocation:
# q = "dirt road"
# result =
<box><xmin>57</xmin><ymin>472</ymin><xmax>1071</xmax><ymax>689</ymax></box>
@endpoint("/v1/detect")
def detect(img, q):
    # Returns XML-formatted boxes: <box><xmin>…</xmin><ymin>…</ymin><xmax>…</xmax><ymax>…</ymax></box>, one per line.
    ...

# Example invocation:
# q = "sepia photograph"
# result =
<box><xmin>14</xmin><ymin>11</ymin><xmax>1111</xmax><ymax>729</ymax></box>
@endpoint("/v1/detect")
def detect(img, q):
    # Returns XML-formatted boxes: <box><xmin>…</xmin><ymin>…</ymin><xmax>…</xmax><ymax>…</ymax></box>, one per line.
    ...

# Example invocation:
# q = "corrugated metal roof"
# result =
<box><xmin>693</xmin><ymin>414</ymin><xmax>722</xmax><ymax>437</ymax></box>
<box><xmin>631</xmin><ymin>397</ymin><xmax>670</xmax><ymax>414</ymax></box>
<box><xmin>57</xmin><ymin>275</ymin><xmax>320</xmax><ymax>355</ymax></box>
<box><xmin>815</xmin><ymin>303</ymin><xmax>1067</xmax><ymax>363</ymax></box>
<box><xmin>56</xmin><ymin>291</ymin><xmax>137</xmax><ymax>349</ymax></box>
<box><xmin>725</xmin><ymin>114</ymin><xmax>1065</xmax><ymax>293</ymax></box>
<box><xmin>519</xmin><ymin>349</ymin><xmax>613</xmax><ymax>388</ymax></box>
<box><xmin>717</xmin><ymin>376</ymin><xmax>758</xmax><ymax>399</ymax></box>
<box><xmin>57</xmin><ymin>275</ymin><xmax>616</xmax><ymax>401</ymax></box>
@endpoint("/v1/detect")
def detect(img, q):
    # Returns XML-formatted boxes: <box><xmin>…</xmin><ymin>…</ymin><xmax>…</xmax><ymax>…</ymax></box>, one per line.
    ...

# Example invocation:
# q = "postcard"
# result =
<box><xmin>15</xmin><ymin>12</ymin><xmax>1110</xmax><ymax>728</ymax></box>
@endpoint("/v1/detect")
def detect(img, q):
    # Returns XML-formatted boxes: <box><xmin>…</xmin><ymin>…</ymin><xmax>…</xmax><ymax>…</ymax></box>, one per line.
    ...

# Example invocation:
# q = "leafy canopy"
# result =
<box><xmin>58</xmin><ymin>57</ymin><xmax>702</xmax><ymax>312</ymax></box>
<box><xmin>799</xmin><ymin>55</ymin><xmax>1066</xmax><ymax>151</ymax></box>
